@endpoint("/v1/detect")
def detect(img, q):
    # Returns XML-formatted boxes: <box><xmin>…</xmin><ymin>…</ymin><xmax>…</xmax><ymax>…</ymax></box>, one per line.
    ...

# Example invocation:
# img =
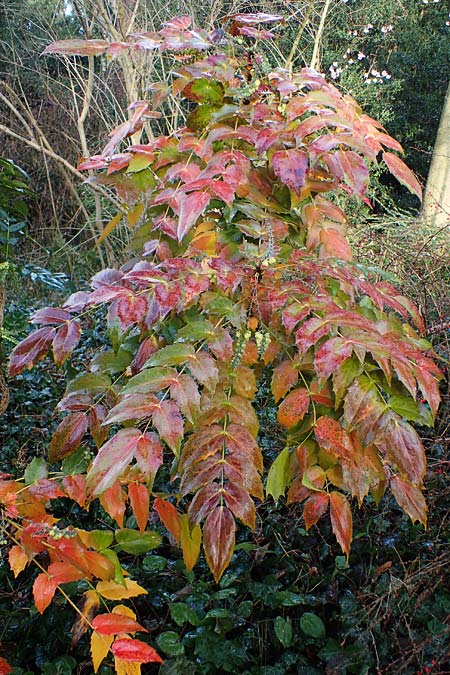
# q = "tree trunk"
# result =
<box><xmin>422</xmin><ymin>80</ymin><xmax>450</xmax><ymax>229</ymax></box>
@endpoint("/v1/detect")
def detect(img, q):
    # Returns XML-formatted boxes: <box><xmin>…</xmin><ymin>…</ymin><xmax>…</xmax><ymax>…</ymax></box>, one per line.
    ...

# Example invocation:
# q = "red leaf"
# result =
<box><xmin>52</xmin><ymin>321</ymin><xmax>81</xmax><ymax>366</ymax></box>
<box><xmin>314</xmin><ymin>337</ymin><xmax>353</xmax><ymax>381</ymax></box>
<box><xmin>277</xmin><ymin>388</ymin><xmax>310</xmax><ymax>428</ymax></box>
<box><xmin>203</xmin><ymin>506</ymin><xmax>236</xmax><ymax>582</ymax></box>
<box><xmin>31</xmin><ymin>307</ymin><xmax>72</xmax><ymax>325</ymax></box>
<box><xmin>390</xmin><ymin>475</ymin><xmax>427</xmax><ymax>526</ymax></box>
<box><xmin>92</xmin><ymin>613</ymin><xmax>147</xmax><ymax>635</ymax></box>
<box><xmin>0</xmin><ymin>657</ymin><xmax>13</xmax><ymax>675</ymax></box>
<box><xmin>8</xmin><ymin>326</ymin><xmax>56</xmax><ymax>377</ymax></box>
<box><xmin>303</xmin><ymin>492</ymin><xmax>329</xmax><ymax>530</ymax></box>
<box><xmin>271</xmin><ymin>360</ymin><xmax>299</xmax><ymax>403</ymax></box>
<box><xmin>177</xmin><ymin>191</ymin><xmax>211</xmax><ymax>242</ymax></box>
<box><xmin>272</xmin><ymin>150</ymin><xmax>308</xmax><ymax>194</ymax></box>
<box><xmin>86</xmin><ymin>428</ymin><xmax>143</xmax><ymax>496</ymax></box>
<box><xmin>128</xmin><ymin>483</ymin><xmax>149</xmax><ymax>534</ymax></box>
<box><xmin>188</xmin><ymin>483</ymin><xmax>222</xmax><ymax>525</ymax></box>
<box><xmin>151</xmin><ymin>400</ymin><xmax>184</xmax><ymax>454</ymax></box>
<box><xmin>383</xmin><ymin>152</ymin><xmax>422</xmax><ymax>200</ymax></box>
<box><xmin>186</xmin><ymin>351</ymin><xmax>218</xmax><ymax>391</ymax></box>
<box><xmin>224</xmin><ymin>12</ymin><xmax>284</xmax><ymax>24</ymax></box>
<box><xmin>169</xmin><ymin>374</ymin><xmax>200</xmax><ymax>424</ymax></box>
<box><xmin>48</xmin><ymin>412</ymin><xmax>88</xmax><ymax>463</ymax></box>
<box><xmin>223</xmin><ymin>482</ymin><xmax>256</xmax><ymax>529</ymax></box>
<box><xmin>154</xmin><ymin>497</ymin><xmax>181</xmax><ymax>543</ymax></box>
<box><xmin>314</xmin><ymin>417</ymin><xmax>353</xmax><ymax>461</ymax></box>
<box><xmin>329</xmin><ymin>491</ymin><xmax>352</xmax><ymax>557</ymax></box>
<box><xmin>111</xmin><ymin>638</ymin><xmax>163</xmax><ymax>663</ymax></box>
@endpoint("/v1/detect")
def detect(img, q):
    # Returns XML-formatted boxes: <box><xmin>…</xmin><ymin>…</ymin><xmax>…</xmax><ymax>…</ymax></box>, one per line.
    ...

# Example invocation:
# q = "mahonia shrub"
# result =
<box><xmin>2</xmin><ymin>12</ymin><xmax>442</xmax><ymax>674</ymax></box>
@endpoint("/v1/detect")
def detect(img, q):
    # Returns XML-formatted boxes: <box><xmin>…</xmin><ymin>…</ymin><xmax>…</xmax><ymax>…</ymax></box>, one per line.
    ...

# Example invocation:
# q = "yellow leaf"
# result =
<box><xmin>96</xmin><ymin>578</ymin><xmax>148</xmax><ymax>600</ymax></box>
<box><xmin>97</xmin><ymin>212</ymin><xmax>124</xmax><ymax>245</ymax></box>
<box><xmin>91</xmin><ymin>630</ymin><xmax>113</xmax><ymax>673</ymax></box>
<box><xmin>112</xmin><ymin>604</ymin><xmax>136</xmax><ymax>620</ymax></box>
<box><xmin>114</xmin><ymin>657</ymin><xmax>141</xmax><ymax>675</ymax></box>
<box><xmin>180</xmin><ymin>513</ymin><xmax>201</xmax><ymax>571</ymax></box>
<box><xmin>127</xmin><ymin>203</ymin><xmax>145</xmax><ymax>228</ymax></box>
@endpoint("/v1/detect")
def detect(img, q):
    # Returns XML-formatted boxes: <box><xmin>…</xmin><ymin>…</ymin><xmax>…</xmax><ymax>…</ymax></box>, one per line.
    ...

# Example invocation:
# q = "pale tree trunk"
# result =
<box><xmin>422</xmin><ymin>80</ymin><xmax>450</xmax><ymax>230</ymax></box>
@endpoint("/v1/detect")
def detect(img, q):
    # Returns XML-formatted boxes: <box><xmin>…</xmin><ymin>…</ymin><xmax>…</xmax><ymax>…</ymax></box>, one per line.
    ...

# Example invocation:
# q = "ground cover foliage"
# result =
<box><xmin>0</xmin><ymin>10</ymin><xmax>449</xmax><ymax>675</ymax></box>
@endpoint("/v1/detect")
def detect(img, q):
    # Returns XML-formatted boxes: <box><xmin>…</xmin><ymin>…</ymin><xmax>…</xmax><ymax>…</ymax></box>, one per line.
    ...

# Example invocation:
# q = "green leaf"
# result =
<box><xmin>87</xmin><ymin>530</ymin><xmax>114</xmax><ymax>550</ymax></box>
<box><xmin>176</xmin><ymin>319</ymin><xmax>215</xmax><ymax>343</ymax></box>
<box><xmin>123</xmin><ymin>366</ymin><xmax>176</xmax><ymax>394</ymax></box>
<box><xmin>169</xmin><ymin>602</ymin><xmax>200</xmax><ymax>626</ymax></box>
<box><xmin>183</xmin><ymin>78</ymin><xmax>224</xmax><ymax>105</ymax></box>
<box><xmin>66</xmin><ymin>372</ymin><xmax>111</xmax><ymax>394</ymax></box>
<box><xmin>92</xmin><ymin>349</ymin><xmax>133</xmax><ymax>375</ymax></box>
<box><xmin>156</xmin><ymin>631</ymin><xmax>184</xmax><ymax>656</ymax></box>
<box><xmin>142</xmin><ymin>555</ymin><xmax>167</xmax><ymax>572</ymax></box>
<box><xmin>388</xmin><ymin>394</ymin><xmax>421</xmax><ymax>422</ymax></box>
<box><xmin>300</xmin><ymin>612</ymin><xmax>326</xmax><ymax>639</ymax></box>
<box><xmin>274</xmin><ymin>616</ymin><xmax>293</xmax><ymax>647</ymax></box>
<box><xmin>115</xmin><ymin>529</ymin><xmax>162</xmax><ymax>554</ymax></box>
<box><xmin>145</xmin><ymin>343</ymin><xmax>195</xmax><ymax>368</ymax></box>
<box><xmin>24</xmin><ymin>457</ymin><xmax>48</xmax><ymax>484</ymax></box>
<box><xmin>266</xmin><ymin>448</ymin><xmax>291</xmax><ymax>502</ymax></box>
<box><xmin>101</xmin><ymin>548</ymin><xmax>126</xmax><ymax>586</ymax></box>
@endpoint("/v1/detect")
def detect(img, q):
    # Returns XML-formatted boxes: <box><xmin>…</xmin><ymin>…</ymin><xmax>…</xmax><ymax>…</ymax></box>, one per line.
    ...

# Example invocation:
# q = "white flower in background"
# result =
<box><xmin>329</xmin><ymin>63</ymin><xmax>342</xmax><ymax>80</ymax></box>
<box><xmin>358</xmin><ymin>52</ymin><xmax>366</xmax><ymax>60</ymax></box>
<box><xmin>363</xmin><ymin>23</ymin><xmax>373</xmax><ymax>33</ymax></box>
<box><xmin>381</xmin><ymin>24</ymin><xmax>393</xmax><ymax>33</ymax></box>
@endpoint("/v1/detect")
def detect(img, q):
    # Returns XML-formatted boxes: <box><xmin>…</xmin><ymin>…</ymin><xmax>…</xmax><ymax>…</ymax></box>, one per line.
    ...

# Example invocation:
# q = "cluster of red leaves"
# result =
<box><xmin>2</xmin><ymin>11</ymin><xmax>440</xmax><ymax>675</ymax></box>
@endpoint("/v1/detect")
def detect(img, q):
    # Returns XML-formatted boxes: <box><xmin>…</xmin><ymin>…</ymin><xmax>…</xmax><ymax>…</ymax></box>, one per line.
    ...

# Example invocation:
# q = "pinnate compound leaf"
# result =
<box><xmin>128</xmin><ymin>483</ymin><xmax>150</xmax><ymax>533</ymax></box>
<box><xmin>277</xmin><ymin>388</ymin><xmax>310</xmax><ymax>428</ymax></box>
<box><xmin>203</xmin><ymin>506</ymin><xmax>236</xmax><ymax>582</ymax></box>
<box><xmin>154</xmin><ymin>497</ymin><xmax>181</xmax><ymax>543</ymax></box>
<box><xmin>96</xmin><ymin>579</ymin><xmax>148</xmax><ymax>600</ymax></box>
<box><xmin>111</xmin><ymin>638</ymin><xmax>163</xmax><ymax>663</ymax></box>
<box><xmin>87</xmin><ymin>428</ymin><xmax>143</xmax><ymax>496</ymax></box>
<box><xmin>303</xmin><ymin>492</ymin><xmax>329</xmax><ymax>531</ymax></box>
<box><xmin>180</xmin><ymin>514</ymin><xmax>202</xmax><ymax>571</ymax></box>
<box><xmin>271</xmin><ymin>360</ymin><xmax>299</xmax><ymax>402</ymax></box>
<box><xmin>390</xmin><ymin>475</ymin><xmax>427</xmax><ymax>526</ymax></box>
<box><xmin>52</xmin><ymin>321</ymin><xmax>81</xmax><ymax>366</ymax></box>
<box><xmin>383</xmin><ymin>152</ymin><xmax>422</xmax><ymax>200</ymax></box>
<box><xmin>8</xmin><ymin>326</ymin><xmax>56</xmax><ymax>377</ymax></box>
<box><xmin>92</xmin><ymin>614</ymin><xmax>146</xmax><ymax>635</ymax></box>
<box><xmin>48</xmin><ymin>412</ymin><xmax>88</xmax><ymax>462</ymax></box>
<box><xmin>329</xmin><ymin>491</ymin><xmax>352</xmax><ymax>557</ymax></box>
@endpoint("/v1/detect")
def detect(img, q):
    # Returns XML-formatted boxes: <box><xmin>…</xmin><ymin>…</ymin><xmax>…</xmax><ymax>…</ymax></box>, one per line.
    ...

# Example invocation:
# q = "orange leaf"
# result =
<box><xmin>277</xmin><ymin>388</ymin><xmax>310</xmax><ymax>428</ymax></box>
<box><xmin>154</xmin><ymin>497</ymin><xmax>181</xmax><ymax>543</ymax></box>
<box><xmin>33</xmin><ymin>573</ymin><xmax>58</xmax><ymax>614</ymax></box>
<box><xmin>71</xmin><ymin>589</ymin><xmax>100</xmax><ymax>646</ymax></box>
<box><xmin>128</xmin><ymin>483</ymin><xmax>150</xmax><ymax>534</ymax></box>
<box><xmin>99</xmin><ymin>481</ymin><xmax>126</xmax><ymax>527</ymax></box>
<box><xmin>111</xmin><ymin>638</ymin><xmax>163</xmax><ymax>663</ymax></box>
<box><xmin>8</xmin><ymin>545</ymin><xmax>28</xmax><ymax>577</ymax></box>
<box><xmin>329</xmin><ymin>491</ymin><xmax>352</xmax><ymax>557</ymax></box>
<box><xmin>92</xmin><ymin>613</ymin><xmax>147</xmax><ymax>635</ymax></box>
<box><xmin>271</xmin><ymin>360</ymin><xmax>299</xmax><ymax>403</ymax></box>
<box><xmin>0</xmin><ymin>657</ymin><xmax>13</xmax><ymax>675</ymax></box>
<box><xmin>383</xmin><ymin>152</ymin><xmax>422</xmax><ymax>200</ymax></box>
